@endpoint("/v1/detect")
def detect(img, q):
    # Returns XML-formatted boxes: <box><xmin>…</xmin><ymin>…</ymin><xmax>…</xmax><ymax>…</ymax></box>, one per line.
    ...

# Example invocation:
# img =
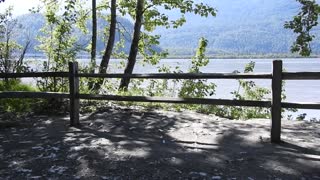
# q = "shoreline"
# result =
<box><xmin>24</xmin><ymin>54</ymin><xmax>320</xmax><ymax>60</ymax></box>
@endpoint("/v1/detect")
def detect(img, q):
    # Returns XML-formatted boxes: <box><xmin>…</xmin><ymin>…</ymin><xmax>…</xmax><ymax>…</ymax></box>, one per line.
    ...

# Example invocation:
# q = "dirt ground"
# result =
<box><xmin>0</xmin><ymin>107</ymin><xmax>320</xmax><ymax>180</ymax></box>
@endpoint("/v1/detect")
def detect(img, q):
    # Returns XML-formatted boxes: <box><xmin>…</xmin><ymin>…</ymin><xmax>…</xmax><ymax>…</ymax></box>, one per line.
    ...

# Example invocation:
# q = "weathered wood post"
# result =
<box><xmin>271</xmin><ymin>60</ymin><xmax>283</xmax><ymax>143</ymax></box>
<box><xmin>69</xmin><ymin>61</ymin><xmax>80</xmax><ymax>127</ymax></box>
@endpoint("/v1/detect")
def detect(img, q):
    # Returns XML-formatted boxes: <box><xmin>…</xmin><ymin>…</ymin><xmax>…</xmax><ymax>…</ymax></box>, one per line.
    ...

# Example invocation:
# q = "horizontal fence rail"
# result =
<box><xmin>281</xmin><ymin>102</ymin><xmax>320</xmax><ymax>110</ymax></box>
<box><xmin>0</xmin><ymin>60</ymin><xmax>319</xmax><ymax>143</ymax></box>
<box><xmin>78</xmin><ymin>73</ymin><xmax>272</xmax><ymax>79</ymax></box>
<box><xmin>0</xmin><ymin>72</ymin><xmax>69</xmax><ymax>78</ymax></box>
<box><xmin>283</xmin><ymin>72</ymin><xmax>320</xmax><ymax>80</ymax></box>
<box><xmin>2</xmin><ymin>72</ymin><xmax>319</xmax><ymax>80</ymax></box>
<box><xmin>0</xmin><ymin>92</ymin><xmax>69</xmax><ymax>99</ymax></box>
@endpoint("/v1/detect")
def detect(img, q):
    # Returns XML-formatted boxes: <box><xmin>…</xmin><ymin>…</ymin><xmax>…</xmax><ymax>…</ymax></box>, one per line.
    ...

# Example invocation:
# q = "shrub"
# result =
<box><xmin>0</xmin><ymin>80</ymin><xmax>37</xmax><ymax>113</ymax></box>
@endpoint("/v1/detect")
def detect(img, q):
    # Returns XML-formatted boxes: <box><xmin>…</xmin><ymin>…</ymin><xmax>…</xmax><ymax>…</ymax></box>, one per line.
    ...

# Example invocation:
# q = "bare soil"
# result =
<box><xmin>0</xmin><ymin>107</ymin><xmax>320</xmax><ymax>179</ymax></box>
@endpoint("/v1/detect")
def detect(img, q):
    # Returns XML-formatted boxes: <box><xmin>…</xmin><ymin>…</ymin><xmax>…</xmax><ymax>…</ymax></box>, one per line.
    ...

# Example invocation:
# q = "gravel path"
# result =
<box><xmin>0</xmin><ymin>107</ymin><xmax>320</xmax><ymax>179</ymax></box>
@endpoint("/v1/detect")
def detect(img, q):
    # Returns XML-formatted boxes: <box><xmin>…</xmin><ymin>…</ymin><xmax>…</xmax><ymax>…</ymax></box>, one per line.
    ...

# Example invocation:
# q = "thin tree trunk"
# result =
<box><xmin>17</xmin><ymin>40</ymin><xmax>30</xmax><ymax>72</ymax></box>
<box><xmin>4</xmin><ymin>31</ymin><xmax>10</xmax><ymax>84</ymax></box>
<box><xmin>88</xmin><ymin>0</ymin><xmax>97</xmax><ymax>90</ymax></box>
<box><xmin>4</xmin><ymin>34</ymin><xmax>10</xmax><ymax>74</ymax></box>
<box><xmin>119</xmin><ymin>0</ymin><xmax>144</xmax><ymax>90</ymax></box>
<box><xmin>90</xmin><ymin>0</ymin><xmax>97</xmax><ymax>73</ymax></box>
<box><xmin>99</xmin><ymin>0</ymin><xmax>116</xmax><ymax>74</ymax></box>
<box><xmin>94</xmin><ymin>0</ymin><xmax>117</xmax><ymax>91</ymax></box>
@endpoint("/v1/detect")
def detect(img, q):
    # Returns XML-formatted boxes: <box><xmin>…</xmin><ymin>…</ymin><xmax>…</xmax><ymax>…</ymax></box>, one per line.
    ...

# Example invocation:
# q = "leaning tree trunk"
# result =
<box><xmin>99</xmin><ymin>0</ymin><xmax>117</xmax><ymax>74</ymax></box>
<box><xmin>17</xmin><ymin>40</ymin><xmax>30</xmax><ymax>73</ymax></box>
<box><xmin>95</xmin><ymin>0</ymin><xmax>117</xmax><ymax>90</ymax></box>
<box><xmin>119</xmin><ymin>0</ymin><xmax>144</xmax><ymax>90</ymax></box>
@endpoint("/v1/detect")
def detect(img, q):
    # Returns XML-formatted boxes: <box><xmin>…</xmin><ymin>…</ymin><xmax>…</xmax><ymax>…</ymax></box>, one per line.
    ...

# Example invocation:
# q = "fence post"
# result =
<box><xmin>271</xmin><ymin>60</ymin><xmax>283</xmax><ymax>143</ymax></box>
<box><xmin>69</xmin><ymin>61</ymin><xmax>80</xmax><ymax>127</ymax></box>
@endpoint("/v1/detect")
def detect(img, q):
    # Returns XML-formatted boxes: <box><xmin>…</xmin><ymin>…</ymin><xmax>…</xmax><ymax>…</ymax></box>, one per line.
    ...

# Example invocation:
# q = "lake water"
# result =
<box><xmin>28</xmin><ymin>58</ymin><xmax>320</xmax><ymax>119</ymax></box>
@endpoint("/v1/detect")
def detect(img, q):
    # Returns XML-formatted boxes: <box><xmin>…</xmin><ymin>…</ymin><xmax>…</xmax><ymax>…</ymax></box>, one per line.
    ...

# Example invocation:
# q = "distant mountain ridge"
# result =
<box><xmin>154</xmin><ymin>0</ymin><xmax>320</xmax><ymax>56</ymax></box>
<box><xmin>12</xmin><ymin>1</ymin><xmax>320</xmax><ymax>57</ymax></box>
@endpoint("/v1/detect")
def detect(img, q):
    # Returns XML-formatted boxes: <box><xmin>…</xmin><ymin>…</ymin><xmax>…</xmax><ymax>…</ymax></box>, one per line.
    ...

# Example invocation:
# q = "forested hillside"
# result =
<box><xmin>154</xmin><ymin>0</ymin><xmax>320</xmax><ymax>56</ymax></box>
<box><xmin>15</xmin><ymin>13</ymin><xmax>136</xmax><ymax>56</ymax></box>
<box><xmin>10</xmin><ymin>0</ymin><xmax>320</xmax><ymax>56</ymax></box>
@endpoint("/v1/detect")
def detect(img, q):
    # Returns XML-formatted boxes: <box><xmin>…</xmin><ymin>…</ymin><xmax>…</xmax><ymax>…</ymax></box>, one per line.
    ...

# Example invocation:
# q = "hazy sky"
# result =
<box><xmin>0</xmin><ymin>0</ymin><xmax>41</xmax><ymax>15</ymax></box>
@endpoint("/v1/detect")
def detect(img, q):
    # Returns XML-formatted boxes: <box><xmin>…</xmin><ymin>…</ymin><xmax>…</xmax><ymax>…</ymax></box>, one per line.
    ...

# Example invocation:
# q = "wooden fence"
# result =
<box><xmin>1</xmin><ymin>60</ymin><xmax>320</xmax><ymax>143</ymax></box>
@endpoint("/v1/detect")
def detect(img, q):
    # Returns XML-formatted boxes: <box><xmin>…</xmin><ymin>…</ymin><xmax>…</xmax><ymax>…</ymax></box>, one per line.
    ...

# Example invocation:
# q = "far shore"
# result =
<box><xmin>24</xmin><ymin>54</ymin><xmax>320</xmax><ymax>60</ymax></box>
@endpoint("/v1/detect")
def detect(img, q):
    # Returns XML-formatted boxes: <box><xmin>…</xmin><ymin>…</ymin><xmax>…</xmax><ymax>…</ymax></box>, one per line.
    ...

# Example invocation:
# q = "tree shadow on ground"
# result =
<box><xmin>0</xmin><ymin>107</ymin><xmax>320</xmax><ymax>179</ymax></box>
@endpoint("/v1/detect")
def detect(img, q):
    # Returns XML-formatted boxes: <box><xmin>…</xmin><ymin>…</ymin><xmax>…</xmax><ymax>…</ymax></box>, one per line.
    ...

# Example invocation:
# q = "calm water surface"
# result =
<box><xmin>28</xmin><ymin>58</ymin><xmax>320</xmax><ymax>119</ymax></box>
<box><xmin>133</xmin><ymin>58</ymin><xmax>320</xmax><ymax>119</ymax></box>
